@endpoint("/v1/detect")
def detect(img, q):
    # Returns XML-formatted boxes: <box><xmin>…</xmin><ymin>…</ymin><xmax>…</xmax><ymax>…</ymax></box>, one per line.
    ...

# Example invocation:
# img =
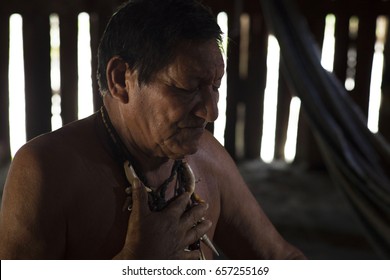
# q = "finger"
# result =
<box><xmin>185</xmin><ymin>219</ymin><xmax>212</xmax><ymax>245</ymax></box>
<box><xmin>131</xmin><ymin>177</ymin><xmax>150</xmax><ymax>215</ymax></box>
<box><xmin>181</xmin><ymin>202</ymin><xmax>209</xmax><ymax>229</ymax></box>
<box><xmin>164</xmin><ymin>191</ymin><xmax>191</xmax><ymax>217</ymax></box>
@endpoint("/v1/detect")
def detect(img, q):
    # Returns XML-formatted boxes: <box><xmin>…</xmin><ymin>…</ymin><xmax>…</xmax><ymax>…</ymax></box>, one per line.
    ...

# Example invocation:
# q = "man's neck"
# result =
<box><xmin>100</xmin><ymin>102</ymin><xmax>176</xmax><ymax>190</ymax></box>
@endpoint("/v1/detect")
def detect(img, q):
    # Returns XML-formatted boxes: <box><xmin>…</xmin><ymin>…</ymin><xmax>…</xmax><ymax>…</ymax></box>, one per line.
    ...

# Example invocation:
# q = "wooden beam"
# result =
<box><xmin>333</xmin><ymin>14</ymin><xmax>350</xmax><ymax>84</ymax></box>
<box><xmin>23</xmin><ymin>12</ymin><xmax>52</xmax><ymax>140</ymax></box>
<box><xmin>0</xmin><ymin>13</ymin><xmax>11</xmax><ymax>164</ymax></box>
<box><xmin>59</xmin><ymin>12</ymin><xmax>78</xmax><ymax>124</ymax></box>
<box><xmin>379</xmin><ymin>26</ymin><xmax>390</xmax><ymax>142</ymax></box>
<box><xmin>274</xmin><ymin>62</ymin><xmax>292</xmax><ymax>160</ymax></box>
<box><xmin>244</xmin><ymin>12</ymin><xmax>267</xmax><ymax>159</ymax></box>
<box><xmin>225</xmin><ymin>0</ymin><xmax>243</xmax><ymax>160</ymax></box>
<box><xmin>294</xmin><ymin>4</ymin><xmax>327</xmax><ymax>168</ymax></box>
<box><xmin>90</xmin><ymin>11</ymin><xmax>112</xmax><ymax>111</ymax></box>
<box><xmin>352</xmin><ymin>14</ymin><xmax>376</xmax><ymax>117</ymax></box>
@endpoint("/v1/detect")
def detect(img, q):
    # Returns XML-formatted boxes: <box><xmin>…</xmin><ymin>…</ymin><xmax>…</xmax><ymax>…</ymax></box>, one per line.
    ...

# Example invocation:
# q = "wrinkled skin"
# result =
<box><xmin>0</xmin><ymin>40</ymin><xmax>306</xmax><ymax>260</ymax></box>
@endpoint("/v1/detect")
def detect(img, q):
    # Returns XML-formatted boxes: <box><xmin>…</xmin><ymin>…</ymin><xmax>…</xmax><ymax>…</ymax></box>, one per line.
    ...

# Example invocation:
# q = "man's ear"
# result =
<box><xmin>106</xmin><ymin>56</ymin><xmax>133</xmax><ymax>103</ymax></box>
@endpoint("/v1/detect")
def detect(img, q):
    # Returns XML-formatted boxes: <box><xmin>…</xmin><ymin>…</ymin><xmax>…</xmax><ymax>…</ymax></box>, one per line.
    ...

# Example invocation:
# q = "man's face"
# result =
<box><xmin>126</xmin><ymin>39</ymin><xmax>225</xmax><ymax>159</ymax></box>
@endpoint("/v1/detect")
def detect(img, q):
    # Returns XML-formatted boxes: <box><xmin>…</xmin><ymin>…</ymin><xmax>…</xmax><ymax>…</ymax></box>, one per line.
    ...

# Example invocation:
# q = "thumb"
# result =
<box><xmin>131</xmin><ymin>177</ymin><xmax>150</xmax><ymax>215</ymax></box>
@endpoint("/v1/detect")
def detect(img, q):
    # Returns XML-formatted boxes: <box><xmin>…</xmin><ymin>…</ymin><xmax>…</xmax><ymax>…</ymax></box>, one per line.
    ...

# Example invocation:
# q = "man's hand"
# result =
<box><xmin>114</xmin><ymin>178</ymin><xmax>212</xmax><ymax>259</ymax></box>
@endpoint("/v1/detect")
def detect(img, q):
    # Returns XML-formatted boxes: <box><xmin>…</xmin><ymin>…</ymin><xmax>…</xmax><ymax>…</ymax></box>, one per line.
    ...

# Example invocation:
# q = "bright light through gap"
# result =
<box><xmin>50</xmin><ymin>13</ymin><xmax>62</xmax><ymax>131</ymax></box>
<box><xmin>368</xmin><ymin>16</ymin><xmax>388</xmax><ymax>133</ymax></box>
<box><xmin>9</xmin><ymin>14</ymin><xmax>26</xmax><ymax>157</ymax></box>
<box><xmin>260</xmin><ymin>35</ymin><xmax>280</xmax><ymax>163</ymax></box>
<box><xmin>77</xmin><ymin>13</ymin><xmax>94</xmax><ymax>119</ymax></box>
<box><xmin>284</xmin><ymin>97</ymin><xmax>301</xmax><ymax>163</ymax></box>
<box><xmin>214</xmin><ymin>12</ymin><xmax>228</xmax><ymax>146</ymax></box>
<box><xmin>321</xmin><ymin>14</ymin><xmax>336</xmax><ymax>72</ymax></box>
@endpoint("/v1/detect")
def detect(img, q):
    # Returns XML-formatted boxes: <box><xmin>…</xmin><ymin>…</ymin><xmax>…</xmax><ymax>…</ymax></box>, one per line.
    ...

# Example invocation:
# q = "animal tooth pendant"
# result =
<box><xmin>124</xmin><ymin>160</ymin><xmax>138</xmax><ymax>183</ymax></box>
<box><xmin>122</xmin><ymin>161</ymin><xmax>152</xmax><ymax>212</ymax></box>
<box><xmin>200</xmin><ymin>234</ymin><xmax>219</xmax><ymax>256</ymax></box>
<box><xmin>122</xmin><ymin>159</ymin><xmax>220</xmax><ymax>258</ymax></box>
<box><xmin>182</xmin><ymin>161</ymin><xmax>220</xmax><ymax>257</ymax></box>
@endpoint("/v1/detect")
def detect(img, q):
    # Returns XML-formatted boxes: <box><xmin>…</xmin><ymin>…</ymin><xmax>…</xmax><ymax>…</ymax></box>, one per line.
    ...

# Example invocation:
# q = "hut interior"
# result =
<box><xmin>0</xmin><ymin>0</ymin><xmax>389</xmax><ymax>259</ymax></box>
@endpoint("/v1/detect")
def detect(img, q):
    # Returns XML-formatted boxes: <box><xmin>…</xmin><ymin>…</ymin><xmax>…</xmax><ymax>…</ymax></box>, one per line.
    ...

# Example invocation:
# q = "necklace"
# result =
<box><xmin>99</xmin><ymin>106</ymin><xmax>219</xmax><ymax>258</ymax></box>
<box><xmin>100</xmin><ymin>106</ymin><xmax>187</xmax><ymax>211</ymax></box>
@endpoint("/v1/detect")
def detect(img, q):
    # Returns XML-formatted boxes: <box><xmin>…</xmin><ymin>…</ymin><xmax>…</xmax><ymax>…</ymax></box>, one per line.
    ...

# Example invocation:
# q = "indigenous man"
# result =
<box><xmin>0</xmin><ymin>0</ymin><xmax>305</xmax><ymax>259</ymax></box>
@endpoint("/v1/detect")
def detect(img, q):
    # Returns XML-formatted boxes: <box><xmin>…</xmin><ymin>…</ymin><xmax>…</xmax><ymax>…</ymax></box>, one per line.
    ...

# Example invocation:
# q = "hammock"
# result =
<box><xmin>259</xmin><ymin>0</ymin><xmax>390</xmax><ymax>258</ymax></box>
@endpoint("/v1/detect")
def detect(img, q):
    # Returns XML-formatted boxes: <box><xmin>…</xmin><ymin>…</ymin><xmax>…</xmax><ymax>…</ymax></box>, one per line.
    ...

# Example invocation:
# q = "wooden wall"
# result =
<box><xmin>0</xmin><ymin>0</ymin><xmax>389</xmax><ymax>167</ymax></box>
<box><xmin>0</xmin><ymin>0</ymin><xmax>122</xmax><ymax>165</ymax></box>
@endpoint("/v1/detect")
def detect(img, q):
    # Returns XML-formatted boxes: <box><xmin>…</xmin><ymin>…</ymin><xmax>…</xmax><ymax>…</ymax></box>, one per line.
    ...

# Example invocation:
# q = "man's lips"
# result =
<box><xmin>178</xmin><ymin>121</ymin><xmax>207</xmax><ymax>130</ymax></box>
<box><xmin>181</xmin><ymin>125</ymin><xmax>205</xmax><ymax>129</ymax></box>
<box><xmin>178</xmin><ymin>125</ymin><xmax>206</xmax><ymax>137</ymax></box>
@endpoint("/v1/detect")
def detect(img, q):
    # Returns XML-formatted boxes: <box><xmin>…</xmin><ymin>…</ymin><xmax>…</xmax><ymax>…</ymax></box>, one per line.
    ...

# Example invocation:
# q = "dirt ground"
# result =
<box><xmin>238</xmin><ymin>160</ymin><xmax>380</xmax><ymax>259</ymax></box>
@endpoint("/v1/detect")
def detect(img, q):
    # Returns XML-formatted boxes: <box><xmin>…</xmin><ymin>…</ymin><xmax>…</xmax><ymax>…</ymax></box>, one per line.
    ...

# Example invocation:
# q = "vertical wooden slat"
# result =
<box><xmin>59</xmin><ymin>12</ymin><xmax>78</xmax><ymax>125</ymax></box>
<box><xmin>225</xmin><ymin>0</ymin><xmax>242</xmax><ymax>160</ymax></box>
<box><xmin>294</xmin><ymin>10</ymin><xmax>327</xmax><ymax>168</ymax></box>
<box><xmin>274</xmin><ymin>62</ymin><xmax>292</xmax><ymax>160</ymax></box>
<box><xmin>333</xmin><ymin>14</ymin><xmax>350</xmax><ymax>84</ymax></box>
<box><xmin>23</xmin><ymin>13</ymin><xmax>52</xmax><ymax>140</ymax></box>
<box><xmin>0</xmin><ymin>13</ymin><xmax>11</xmax><ymax>164</ymax></box>
<box><xmin>88</xmin><ymin>0</ymin><xmax>120</xmax><ymax>112</ymax></box>
<box><xmin>243</xmin><ymin>12</ymin><xmax>267</xmax><ymax>159</ymax></box>
<box><xmin>90</xmin><ymin>12</ymin><xmax>110</xmax><ymax>112</ymax></box>
<box><xmin>352</xmin><ymin>15</ymin><xmax>377</xmax><ymax>117</ymax></box>
<box><xmin>294</xmin><ymin>110</ymin><xmax>322</xmax><ymax>168</ymax></box>
<box><xmin>379</xmin><ymin>24</ymin><xmax>390</xmax><ymax>142</ymax></box>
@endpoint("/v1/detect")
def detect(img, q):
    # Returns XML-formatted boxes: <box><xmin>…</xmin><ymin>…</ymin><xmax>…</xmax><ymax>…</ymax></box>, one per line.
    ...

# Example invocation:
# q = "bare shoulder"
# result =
<box><xmin>0</xmin><ymin>115</ymin><xmax>96</xmax><ymax>259</ymax></box>
<box><xmin>192</xmin><ymin>131</ymin><xmax>236</xmax><ymax>173</ymax></box>
<box><xmin>2</xmin><ymin>115</ymin><xmax>97</xmax><ymax>201</ymax></box>
<box><xmin>0</xmin><ymin>138</ymin><xmax>66</xmax><ymax>258</ymax></box>
<box><xmin>187</xmin><ymin>131</ymin><xmax>242</xmax><ymax>209</ymax></box>
<box><xmin>192</xmin><ymin>130</ymin><xmax>245</xmax><ymax>194</ymax></box>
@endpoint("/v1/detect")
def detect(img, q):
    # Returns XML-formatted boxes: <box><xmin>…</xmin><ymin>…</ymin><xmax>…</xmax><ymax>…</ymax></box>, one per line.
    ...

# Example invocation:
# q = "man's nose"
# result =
<box><xmin>193</xmin><ymin>87</ymin><xmax>219</xmax><ymax>122</ymax></box>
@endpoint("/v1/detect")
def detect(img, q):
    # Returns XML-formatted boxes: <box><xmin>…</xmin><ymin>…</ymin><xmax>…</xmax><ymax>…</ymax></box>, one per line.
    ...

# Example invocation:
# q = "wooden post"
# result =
<box><xmin>352</xmin><ymin>14</ymin><xmax>377</xmax><ymax>117</ymax></box>
<box><xmin>0</xmin><ymin>12</ymin><xmax>11</xmax><ymax>164</ymax></box>
<box><xmin>23</xmin><ymin>12</ymin><xmax>52</xmax><ymax>140</ymax></box>
<box><xmin>379</xmin><ymin>26</ymin><xmax>390</xmax><ymax>142</ymax></box>
<box><xmin>294</xmin><ymin>5</ymin><xmax>326</xmax><ymax>168</ymax></box>
<box><xmin>333</xmin><ymin>14</ymin><xmax>350</xmax><ymax>85</ymax></box>
<box><xmin>59</xmin><ymin>12</ymin><xmax>78</xmax><ymax>125</ymax></box>
<box><xmin>274</xmin><ymin>62</ymin><xmax>292</xmax><ymax>160</ymax></box>
<box><xmin>243</xmin><ymin>12</ymin><xmax>267</xmax><ymax>159</ymax></box>
<box><xmin>225</xmin><ymin>0</ymin><xmax>243</xmax><ymax>160</ymax></box>
<box><xmin>88</xmin><ymin>1</ymin><xmax>121</xmax><ymax>112</ymax></box>
<box><xmin>90</xmin><ymin>11</ymin><xmax>111</xmax><ymax>112</ymax></box>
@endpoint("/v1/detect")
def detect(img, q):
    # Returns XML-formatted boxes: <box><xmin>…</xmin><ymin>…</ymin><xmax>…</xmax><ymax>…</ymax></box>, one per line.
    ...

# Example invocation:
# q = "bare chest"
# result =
<box><xmin>63</xmin><ymin>161</ymin><xmax>130</xmax><ymax>259</ymax></box>
<box><xmin>63</xmin><ymin>162</ymin><xmax>220</xmax><ymax>259</ymax></box>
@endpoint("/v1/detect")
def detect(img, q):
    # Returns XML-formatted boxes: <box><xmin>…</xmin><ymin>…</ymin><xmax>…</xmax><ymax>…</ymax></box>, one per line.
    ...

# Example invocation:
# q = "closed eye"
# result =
<box><xmin>172</xmin><ymin>85</ymin><xmax>199</xmax><ymax>94</ymax></box>
<box><xmin>212</xmin><ymin>77</ymin><xmax>223</xmax><ymax>92</ymax></box>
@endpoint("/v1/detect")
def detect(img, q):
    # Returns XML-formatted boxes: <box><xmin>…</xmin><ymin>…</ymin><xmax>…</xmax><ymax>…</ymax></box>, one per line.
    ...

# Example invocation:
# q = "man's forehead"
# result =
<box><xmin>168</xmin><ymin>40</ymin><xmax>224</xmax><ymax>78</ymax></box>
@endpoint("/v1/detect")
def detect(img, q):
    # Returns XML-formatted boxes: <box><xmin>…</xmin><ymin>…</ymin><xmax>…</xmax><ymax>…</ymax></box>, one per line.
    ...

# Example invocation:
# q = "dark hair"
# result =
<box><xmin>97</xmin><ymin>0</ymin><xmax>222</xmax><ymax>93</ymax></box>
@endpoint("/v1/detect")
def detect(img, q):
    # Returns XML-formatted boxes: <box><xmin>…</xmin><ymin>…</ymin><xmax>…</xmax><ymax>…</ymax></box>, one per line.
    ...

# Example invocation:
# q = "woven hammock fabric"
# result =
<box><xmin>259</xmin><ymin>0</ymin><xmax>390</xmax><ymax>258</ymax></box>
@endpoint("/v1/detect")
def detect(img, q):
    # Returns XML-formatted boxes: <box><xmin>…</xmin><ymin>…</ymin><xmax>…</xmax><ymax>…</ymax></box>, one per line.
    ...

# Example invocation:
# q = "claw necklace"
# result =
<box><xmin>99</xmin><ymin>106</ymin><xmax>219</xmax><ymax>258</ymax></box>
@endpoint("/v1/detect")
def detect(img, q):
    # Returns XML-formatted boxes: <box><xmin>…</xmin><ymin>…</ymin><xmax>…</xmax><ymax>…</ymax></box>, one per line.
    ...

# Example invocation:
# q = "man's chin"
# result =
<box><xmin>161</xmin><ymin>140</ymin><xmax>200</xmax><ymax>159</ymax></box>
<box><xmin>169</xmin><ymin>146</ymin><xmax>198</xmax><ymax>160</ymax></box>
